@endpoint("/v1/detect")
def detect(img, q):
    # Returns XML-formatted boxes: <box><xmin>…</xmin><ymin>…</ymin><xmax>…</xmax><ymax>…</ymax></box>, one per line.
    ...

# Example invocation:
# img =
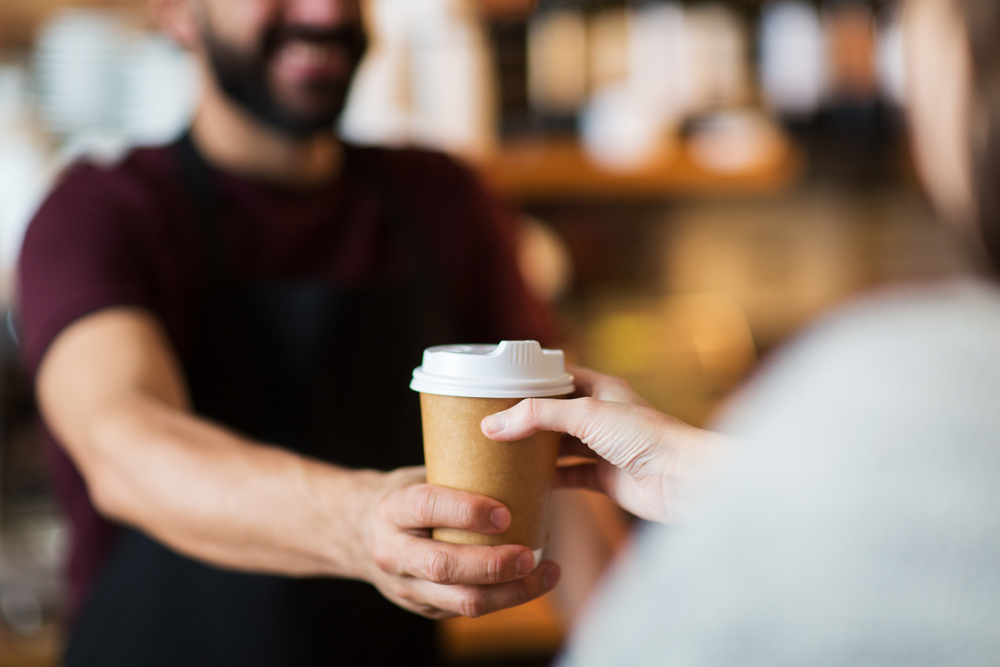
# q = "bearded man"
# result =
<box><xmin>16</xmin><ymin>1</ymin><xmax>558</xmax><ymax>664</ymax></box>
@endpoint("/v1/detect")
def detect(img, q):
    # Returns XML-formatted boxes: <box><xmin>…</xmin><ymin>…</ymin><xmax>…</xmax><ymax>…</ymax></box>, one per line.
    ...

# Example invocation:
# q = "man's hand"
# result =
<box><xmin>37</xmin><ymin>308</ymin><xmax>557</xmax><ymax>618</ymax></box>
<box><xmin>360</xmin><ymin>468</ymin><xmax>559</xmax><ymax>619</ymax></box>
<box><xmin>481</xmin><ymin>366</ymin><xmax>736</xmax><ymax>524</ymax></box>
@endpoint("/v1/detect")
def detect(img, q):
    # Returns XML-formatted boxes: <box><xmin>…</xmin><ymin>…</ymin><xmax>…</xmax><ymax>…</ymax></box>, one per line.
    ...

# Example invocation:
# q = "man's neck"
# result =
<box><xmin>190</xmin><ymin>81</ymin><xmax>342</xmax><ymax>189</ymax></box>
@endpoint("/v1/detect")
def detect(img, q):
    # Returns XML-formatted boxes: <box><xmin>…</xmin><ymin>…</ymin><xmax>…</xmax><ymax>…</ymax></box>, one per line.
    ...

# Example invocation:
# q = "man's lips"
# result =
<box><xmin>271</xmin><ymin>40</ymin><xmax>355</xmax><ymax>81</ymax></box>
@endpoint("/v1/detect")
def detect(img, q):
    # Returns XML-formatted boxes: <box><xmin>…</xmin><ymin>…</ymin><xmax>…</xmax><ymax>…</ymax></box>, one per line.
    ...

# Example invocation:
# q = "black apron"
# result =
<box><xmin>65</xmin><ymin>135</ymin><xmax>454</xmax><ymax>666</ymax></box>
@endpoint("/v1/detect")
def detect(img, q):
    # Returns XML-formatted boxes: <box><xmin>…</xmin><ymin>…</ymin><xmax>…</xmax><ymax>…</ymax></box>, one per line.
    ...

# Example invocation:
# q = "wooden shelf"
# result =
<box><xmin>0</xmin><ymin>0</ymin><xmax>145</xmax><ymax>51</ymax></box>
<box><xmin>0</xmin><ymin>0</ymin><xmax>525</xmax><ymax>51</ymax></box>
<box><xmin>477</xmin><ymin>0</ymin><xmax>537</xmax><ymax>21</ymax></box>
<box><xmin>483</xmin><ymin>137</ymin><xmax>804</xmax><ymax>201</ymax></box>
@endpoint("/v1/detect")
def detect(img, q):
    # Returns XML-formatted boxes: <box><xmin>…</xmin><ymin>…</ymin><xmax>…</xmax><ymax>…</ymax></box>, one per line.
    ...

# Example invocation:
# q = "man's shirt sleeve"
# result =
<box><xmin>16</xmin><ymin>161</ymin><xmax>154</xmax><ymax>378</ymax></box>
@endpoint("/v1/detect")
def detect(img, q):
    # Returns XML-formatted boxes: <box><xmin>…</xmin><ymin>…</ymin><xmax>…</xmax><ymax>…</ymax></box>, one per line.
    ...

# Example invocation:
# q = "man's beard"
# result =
<box><xmin>202</xmin><ymin>23</ymin><xmax>368</xmax><ymax>138</ymax></box>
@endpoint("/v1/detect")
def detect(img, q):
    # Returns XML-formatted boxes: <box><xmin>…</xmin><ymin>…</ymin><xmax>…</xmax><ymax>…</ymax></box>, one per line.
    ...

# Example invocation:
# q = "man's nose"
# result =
<box><xmin>284</xmin><ymin>0</ymin><xmax>361</xmax><ymax>25</ymax></box>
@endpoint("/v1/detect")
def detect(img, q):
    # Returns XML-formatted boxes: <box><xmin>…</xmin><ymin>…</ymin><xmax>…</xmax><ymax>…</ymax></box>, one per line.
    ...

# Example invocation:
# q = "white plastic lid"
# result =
<box><xmin>410</xmin><ymin>341</ymin><xmax>575</xmax><ymax>398</ymax></box>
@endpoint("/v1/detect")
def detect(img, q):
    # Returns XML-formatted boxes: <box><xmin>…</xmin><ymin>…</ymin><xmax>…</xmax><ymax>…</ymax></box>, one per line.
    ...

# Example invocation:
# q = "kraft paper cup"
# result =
<box><xmin>411</xmin><ymin>341</ymin><xmax>574</xmax><ymax>564</ymax></box>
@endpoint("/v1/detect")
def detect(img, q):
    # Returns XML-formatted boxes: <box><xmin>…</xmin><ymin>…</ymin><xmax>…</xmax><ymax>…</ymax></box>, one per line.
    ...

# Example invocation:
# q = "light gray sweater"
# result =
<box><xmin>561</xmin><ymin>278</ymin><xmax>1000</xmax><ymax>667</ymax></box>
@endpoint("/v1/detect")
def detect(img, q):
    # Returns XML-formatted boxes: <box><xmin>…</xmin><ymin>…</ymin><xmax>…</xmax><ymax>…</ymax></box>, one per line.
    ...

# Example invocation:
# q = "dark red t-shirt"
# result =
<box><xmin>16</xmin><ymin>141</ymin><xmax>553</xmax><ymax>618</ymax></box>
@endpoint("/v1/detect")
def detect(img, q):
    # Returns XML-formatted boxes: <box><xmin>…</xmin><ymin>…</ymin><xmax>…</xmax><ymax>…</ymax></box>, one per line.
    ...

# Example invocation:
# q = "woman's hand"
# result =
<box><xmin>357</xmin><ymin>467</ymin><xmax>560</xmax><ymax>619</ymax></box>
<box><xmin>481</xmin><ymin>367</ymin><xmax>734</xmax><ymax>524</ymax></box>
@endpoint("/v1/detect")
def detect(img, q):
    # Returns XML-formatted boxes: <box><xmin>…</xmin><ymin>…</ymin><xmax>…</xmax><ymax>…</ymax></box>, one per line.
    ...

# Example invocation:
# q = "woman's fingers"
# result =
<box><xmin>483</xmin><ymin>397</ymin><xmax>652</xmax><ymax>461</ymax></box>
<box><xmin>486</xmin><ymin>398</ymin><xmax>674</xmax><ymax>473</ymax></box>
<box><xmin>481</xmin><ymin>367</ymin><xmax>654</xmax><ymax>445</ymax></box>
<box><xmin>482</xmin><ymin>396</ymin><xmax>605</xmax><ymax>443</ymax></box>
<box><xmin>565</xmin><ymin>365</ymin><xmax>652</xmax><ymax>407</ymax></box>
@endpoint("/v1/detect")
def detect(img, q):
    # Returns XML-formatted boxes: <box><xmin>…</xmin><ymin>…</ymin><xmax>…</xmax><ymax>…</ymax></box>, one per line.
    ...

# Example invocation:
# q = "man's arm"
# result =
<box><xmin>37</xmin><ymin>307</ymin><xmax>559</xmax><ymax>618</ymax></box>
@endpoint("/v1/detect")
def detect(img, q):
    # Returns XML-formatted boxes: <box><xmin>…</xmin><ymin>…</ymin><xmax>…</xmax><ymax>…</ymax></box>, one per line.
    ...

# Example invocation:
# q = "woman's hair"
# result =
<box><xmin>961</xmin><ymin>0</ymin><xmax>1000</xmax><ymax>266</ymax></box>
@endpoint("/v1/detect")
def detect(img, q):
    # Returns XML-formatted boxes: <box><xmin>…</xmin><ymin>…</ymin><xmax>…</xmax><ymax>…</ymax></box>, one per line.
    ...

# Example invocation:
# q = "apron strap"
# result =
<box><xmin>344</xmin><ymin>146</ymin><xmax>457</xmax><ymax>343</ymax></box>
<box><xmin>175</xmin><ymin>131</ymin><xmax>227</xmax><ymax>292</ymax></box>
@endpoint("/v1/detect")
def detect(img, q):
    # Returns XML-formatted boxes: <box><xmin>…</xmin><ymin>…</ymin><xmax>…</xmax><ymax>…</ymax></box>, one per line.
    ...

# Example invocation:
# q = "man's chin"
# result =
<box><xmin>231</xmin><ymin>101</ymin><xmax>338</xmax><ymax>138</ymax></box>
<box><xmin>239</xmin><ymin>98</ymin><xmax>342</xmax><ymax>138</ymax></box>
<box><xmin>259</xmin><ymin>84</ymin><xmax>349</xmax><ymax>136</ymax></box>
<box><xmin>266</xmin><ymin>113</ymin><xmax>339</xmax><ymax>138</ymax></box>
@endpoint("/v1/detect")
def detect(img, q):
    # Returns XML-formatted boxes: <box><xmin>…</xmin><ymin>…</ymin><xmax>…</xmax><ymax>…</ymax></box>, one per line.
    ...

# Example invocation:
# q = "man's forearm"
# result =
<box><xmin>81</xmin><ymin>395</ymin><xmax>379</xmax><ymax>579</ymax></box>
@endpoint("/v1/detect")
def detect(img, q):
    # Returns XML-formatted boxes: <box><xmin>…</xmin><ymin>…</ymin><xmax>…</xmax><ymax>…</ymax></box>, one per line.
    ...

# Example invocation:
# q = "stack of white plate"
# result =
<box><xmin>759</xmin><ymin>1</ymin><xmax>825</xmax><ymax>116</ymax></box>
<box><xmin>341</xmin><ymin>0</ymin><xmax>496</xmax><ymax>161</ymax></box>
<box><xmin>34</xmin><ymin>9</ymin><xmax>200</xmax><ymax>148</ymax></box>
<box><xmin>0</xmin><ymin>66</ymin><xmax>53</xmax><ymax>278</ymax></box>
<box><xmin>33</xmin><ymin>9</ymin><xmax>127</xmax><ymax>137</ymax></box>
<box><xmin>120</xmin><ymin>34</ymin><xmax>200</xmax><ymax>145</ymax></box>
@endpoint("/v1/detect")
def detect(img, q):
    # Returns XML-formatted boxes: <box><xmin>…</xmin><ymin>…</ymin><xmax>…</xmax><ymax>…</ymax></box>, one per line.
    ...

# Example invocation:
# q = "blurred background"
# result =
<box><xmin>0</xmin><ymin>0</ymin><xmax>975</xmax><ymax>664</ymax></box>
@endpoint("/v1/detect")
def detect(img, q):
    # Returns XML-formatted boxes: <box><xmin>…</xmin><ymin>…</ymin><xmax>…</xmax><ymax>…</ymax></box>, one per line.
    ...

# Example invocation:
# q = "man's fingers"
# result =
<box><xmin>395</xmin><ymin>539</ymin><xmax>539</xmax><ymax>585</ymax></box>
<box><xmin>410</xmin><ymin>561</ymin><xmax>561</xmax><ymax>618</ymax></box>
<box><xmin>382</xmin><ymin>483</ymin><xmax>510</xmax><ymax>533</ymax></box>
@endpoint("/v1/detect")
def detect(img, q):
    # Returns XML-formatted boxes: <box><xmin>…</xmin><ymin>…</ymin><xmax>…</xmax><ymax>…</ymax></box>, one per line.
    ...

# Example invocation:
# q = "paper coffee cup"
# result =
<box><xmin>411</xmin><ymin>341</ymin><xmax>574</xmax><ymax>557</ymax></box>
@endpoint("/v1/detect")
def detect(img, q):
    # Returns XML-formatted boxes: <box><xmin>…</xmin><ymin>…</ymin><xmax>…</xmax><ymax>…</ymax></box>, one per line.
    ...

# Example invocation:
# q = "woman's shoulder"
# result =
<box><xmin>751</xmin><ymin>276</ymin><xmax>1000</xmax><ymax>384</ymax></box>
<box><xmin>807</xmin><ymin>277</ymin><xmax>1000</xmax><ymax>340</ymax></box>
<box><xmin>715</xmin><ymin>277</ymin><xmax>1000</xmax><ymax>438</ymax></box>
